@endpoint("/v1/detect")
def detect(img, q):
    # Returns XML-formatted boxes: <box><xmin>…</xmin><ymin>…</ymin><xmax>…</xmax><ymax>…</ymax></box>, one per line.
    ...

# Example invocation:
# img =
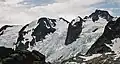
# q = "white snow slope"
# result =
<box><xmin>0</xmin><ymin>25</ymin><xmax>22</xmax><ymax>48</ymax></box>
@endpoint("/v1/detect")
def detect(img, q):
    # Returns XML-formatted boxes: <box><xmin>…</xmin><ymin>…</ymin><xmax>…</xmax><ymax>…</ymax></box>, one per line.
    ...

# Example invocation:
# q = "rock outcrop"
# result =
<box><xmin>32</xmin><ymin>17</ymin><xmax>56</xmax><ymax>42</ymax></box>
<box><xmin>0</xmin><ymin>47</ymin><xmax>50</xmax><ymax>64</ymax></box>
<box><xmin>65</xmin><ymin>16</ymin><xmax>83</xmax><ymax>45</ymax></box>
<box><xmin>89</xmin><ymin>9</ymin><xmax>113</xmax><ymax>22</ymax></box>
<box><xmin>0</xmin><ymin>25</ymin><xmax>13</xmax><ymax>36</ymax></box>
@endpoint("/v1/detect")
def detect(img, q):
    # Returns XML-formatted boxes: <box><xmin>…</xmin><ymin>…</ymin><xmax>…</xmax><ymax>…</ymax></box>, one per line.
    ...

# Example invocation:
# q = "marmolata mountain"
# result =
<box><xmin>0</xmin><ymin>9</ymin><xmax>120</xmax><ymax>64</ymax></box>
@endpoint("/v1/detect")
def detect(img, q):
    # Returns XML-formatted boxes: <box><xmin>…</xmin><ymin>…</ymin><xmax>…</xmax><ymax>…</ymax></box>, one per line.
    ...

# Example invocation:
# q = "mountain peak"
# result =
<box><xmin>88</xmin><ymin>9</ymin><xmax>113</xmax><ymax>22</ymax></box>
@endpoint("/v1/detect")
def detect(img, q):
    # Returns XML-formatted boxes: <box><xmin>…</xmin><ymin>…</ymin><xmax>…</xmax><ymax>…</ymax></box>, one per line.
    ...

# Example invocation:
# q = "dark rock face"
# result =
<box><xmin>89</xmin><ymin>9</ymin><xmax>113</xmax><ymax>22</ymax></box>
<box><xmin>16</xmin><ymin>24</ymin><xmax>30</xmax><ymax>50</ymax></box>
<box><xmin>0</xmin><ymin>25</ymin><xmax>13</xmax><ymax>32</ymax></box>
<box><xmin>86</xmin><ymin>17</ymin><xmax>120</xmax><ymax>55</ymax></box>
<box><xmin>65</xmin><ymin>16</ymin><xmax>83</xmax><ymax>45</ymax></box>
<box><xmin>84</xmin><ymin>16</ymin><xmax>89</xmax><ymax>19</ymax></box>
<box><xmin>92</xmin><ymin>28</ymin><xmax>99</xmax><ymax>32</ymax></box>
<box><xmin>2</xmin><ymin>19</ymin><xmax>54</xmax><ymax>64</ymax></box>
<box><xmin>0</xmin><ymin>31</ymin><xmax>4</xmax><ymax>36</ymax></box>
<box><xmin>15</xmin><ymin>17</ymin><xmax>58</xmax><ymax>50</ymax></box>
<box><xmin>59</xmin><ymin>17</ymin><xmax>70</xmax><ymax>23</ymax></box>
<box><xmin>0</xmin><ymin>47</ymin><xmax>13</xmax><ymax>59</ymax></box>
<box><xmin>0</xmin><ymin>49</ymin><xmax>50</xmax><ymax>64</ymax></box>
<box><xmin>32</xmin><ymin>17</ymin><xmax>56</xmax><ymax>42</ymax></box>
<box><xmin>16</xmin><ymin>24</ymin><xmax>29</xmax><ymax>43</ymax></box>
<box><xmin>0</xmin><ymin>25</ymin><xmax>13</xmax><ymax>36</ymax></box>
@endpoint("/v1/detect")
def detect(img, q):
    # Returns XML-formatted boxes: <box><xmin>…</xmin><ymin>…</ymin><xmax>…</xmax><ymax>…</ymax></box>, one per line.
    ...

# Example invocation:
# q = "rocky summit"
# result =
<box><xmin>0</xmin><ymin>9</ymin><xmax>120</xmax><ymax>64</ymax></box>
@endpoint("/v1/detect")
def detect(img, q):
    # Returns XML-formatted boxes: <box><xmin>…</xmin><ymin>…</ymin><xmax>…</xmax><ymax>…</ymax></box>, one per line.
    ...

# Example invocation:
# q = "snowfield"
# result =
<box><xmin>0</xmin><ymin>25</ymin><xmax>22</xmax><ymax>48</ymax></box>
<box><xmin>25</xmin><ymin>17</ymin><xmax>108</xmax><ymax>62</ymax></box>
<box><xmin>0</xmin><ymin>16</ymin><xmax>119</xmax><ymax>63</ymax></box>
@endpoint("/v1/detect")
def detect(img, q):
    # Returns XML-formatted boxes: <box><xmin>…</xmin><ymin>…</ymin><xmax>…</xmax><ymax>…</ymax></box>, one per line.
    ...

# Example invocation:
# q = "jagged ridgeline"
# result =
<box><xmin>0</xmin><ymin>9</ymin><xmax>120</xmax><ymax>64</ymax></box>
<box><xmin>15</xmin><ymin>16</ymin><xmax>85</xmax><ymax>50</ymax></box>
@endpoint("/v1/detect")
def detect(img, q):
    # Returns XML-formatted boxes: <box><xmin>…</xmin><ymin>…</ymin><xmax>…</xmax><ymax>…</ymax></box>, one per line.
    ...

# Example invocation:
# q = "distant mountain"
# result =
<box><xmin>0</xmin><ymin>9</ymin><xmax>120</xmax><ymax>64</ymax></box>
<box><xmin>84</xmin><ymin>9</ymin><xmax>113</xmax><ymax>22</ymax></box>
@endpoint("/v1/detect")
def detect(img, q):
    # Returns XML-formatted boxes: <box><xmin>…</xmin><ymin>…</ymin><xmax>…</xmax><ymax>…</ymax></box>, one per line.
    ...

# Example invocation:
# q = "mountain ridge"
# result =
<box><xmin>0</xmin><ymin>9</ymin><xmax>120</xmax><ymax>64</ymax></box>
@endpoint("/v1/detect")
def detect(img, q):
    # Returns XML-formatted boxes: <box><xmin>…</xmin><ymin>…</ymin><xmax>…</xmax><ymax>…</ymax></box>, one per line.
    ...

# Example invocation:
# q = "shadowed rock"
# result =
<box><xmin>65</xmin><ymin>16</ymin><xmax>83</xmax><ymax>45</ymax></box>
<box><xmin>0</xmin><ymin>25</ymin><xmax>13</xmax><ymax>32</ymax></box>
<box><xmin>59</xmin><ymin>17</ymin><xmax>70</xmax><ymax>23</ymax></box>
<box><xmin>1</xmin><ymin>49</ymin><xmax>50</xmax><ymax>64</ymax></box>
<box><xmin>15</xmin><ymin>24</ymin><xmax>29</xmax><ymax>50</ymax></box>
<box><xmin>32</xmin><ymin>17</ymin><xmax>56</xmax><ymax>42</ymax></box>
<box><xmin>86</xmin><ymin>17</ymin><xmax>120</xmax><ymax>55</ymax></box>
<box><xmin>16</xmin><ymin>24</ymin><xmax>29</xmax><ymax>44</ymax></box>
<box><xmin>0</xmin><ymin>25</ymin><xmax>13</xmax><ymax>36</ymax></box>
<box><xmin>15</xmin><ymin>17</ymin><xmax>59</xmax><ymax>50</ymax></box>
<box><xmin>89</xmin><ymin>9</ymin><xmax>113</xmax><ymax>22</ymax></box>
<box><xmin>0</xmin><ymin>46</ymin><xmax>13</xmax><ymax>59</ymax></box>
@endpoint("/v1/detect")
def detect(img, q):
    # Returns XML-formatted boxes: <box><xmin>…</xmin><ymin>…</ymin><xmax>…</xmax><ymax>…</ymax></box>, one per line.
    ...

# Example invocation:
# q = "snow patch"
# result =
<box><xmin>79</xmin><ymin>54</ymin><xmax>102</xmax><ymax>61</ymax></box>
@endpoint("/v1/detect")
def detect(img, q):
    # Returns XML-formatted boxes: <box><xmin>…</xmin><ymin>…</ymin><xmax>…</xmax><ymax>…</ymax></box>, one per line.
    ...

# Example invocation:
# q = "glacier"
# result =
<box><xmin>0</xmin><ymin>10</ymin><xmax>120</xmax><ymax>64</ymax></box>
<box><xmin>0</xmin><ymin>17</ymin><xmax>108</xmax><ymax>63</ymax></box>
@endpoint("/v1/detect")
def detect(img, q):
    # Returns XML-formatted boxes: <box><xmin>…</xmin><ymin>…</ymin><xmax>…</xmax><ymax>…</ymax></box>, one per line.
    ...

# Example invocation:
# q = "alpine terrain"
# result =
<box><xmin>0</xmin><ymin>9</ymin><xmax>120</xmax><ymax>64</ymax></box>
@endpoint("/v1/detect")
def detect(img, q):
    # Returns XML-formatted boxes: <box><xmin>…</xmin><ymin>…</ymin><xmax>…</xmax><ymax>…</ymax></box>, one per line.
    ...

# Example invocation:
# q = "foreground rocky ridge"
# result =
<box><xmin>0</xmin><ymin>9</ymin><xmax>120</xmax><ymax>64</ymax></box>
<box><xmin>0</xmin><ymin>47</ymin><xmax>50</xmax><ymax>64</ymax></box>
<box><xmin>62</xmin><ymin>52</ymin><xmax>120</xmax><ymax>64</ymax></box>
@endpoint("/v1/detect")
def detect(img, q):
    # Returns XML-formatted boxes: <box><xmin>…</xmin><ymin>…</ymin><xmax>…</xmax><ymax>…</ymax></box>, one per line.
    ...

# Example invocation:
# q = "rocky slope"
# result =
<box><xmin>0</xmin><ymin>47</ymin><xmax>50</xmax><ymax>64</ymax></box>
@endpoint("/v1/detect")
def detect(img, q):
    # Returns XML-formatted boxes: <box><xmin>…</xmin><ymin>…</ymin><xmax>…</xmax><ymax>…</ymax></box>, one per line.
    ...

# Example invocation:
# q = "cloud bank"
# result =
<box><xmin>0</xmin><ymin>0</ymin><xmax>119</xmax><ymax>25</ymax></box>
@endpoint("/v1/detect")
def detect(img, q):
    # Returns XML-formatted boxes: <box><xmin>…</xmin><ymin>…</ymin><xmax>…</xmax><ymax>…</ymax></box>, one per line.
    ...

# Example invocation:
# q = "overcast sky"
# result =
<box><xmin>0</xmin><ymin>0</ymin><xmax>120</xmax><ymax>25</ymax></box>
